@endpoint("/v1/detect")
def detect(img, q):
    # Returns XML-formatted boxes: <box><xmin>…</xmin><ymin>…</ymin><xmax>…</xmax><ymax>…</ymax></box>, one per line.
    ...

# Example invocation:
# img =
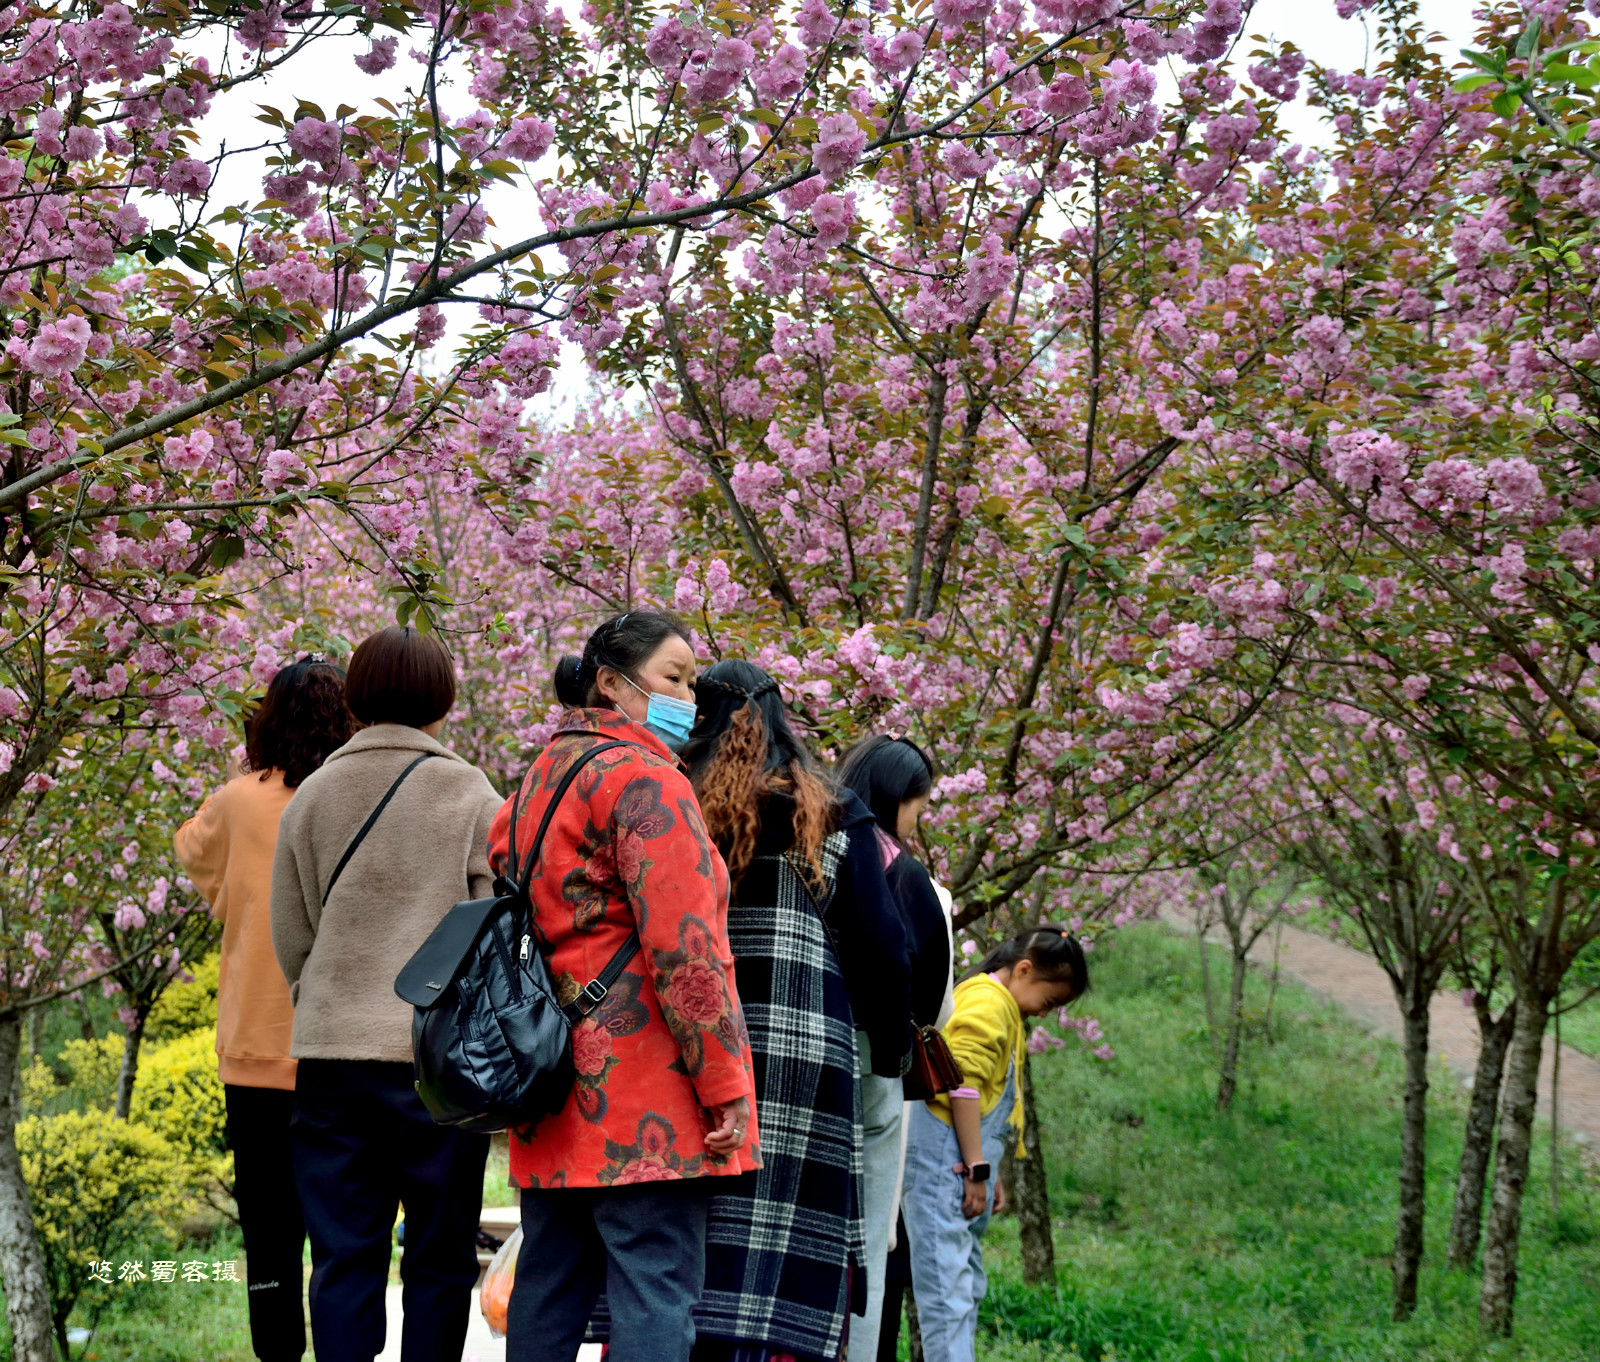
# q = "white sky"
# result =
<box><xmin>183</xmin><ymin>0</ymin><xmax>1483</xmax><ymax>415</ymax></box>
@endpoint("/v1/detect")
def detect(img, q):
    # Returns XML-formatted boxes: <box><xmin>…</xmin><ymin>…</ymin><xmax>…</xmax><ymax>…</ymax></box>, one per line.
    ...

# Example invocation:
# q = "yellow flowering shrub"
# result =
<box><xmin>129</xmin><ymin>1026</ymin><xmax>230</xmax><ymax>1188</ymax></box>
<box><xmin>21</xmin><ymin>1034</ymin><xmax>122</xmax><ymax>1116</ymax></box>
<box><xmin>18</xmin><ymin>1109</ymin><xmax>192</xmax><ymax>1341</ymax></box>
<box><xmin>146</xmin><ymin>951</ymin><xmax>220</xmax><ymax>1041</ymax></box>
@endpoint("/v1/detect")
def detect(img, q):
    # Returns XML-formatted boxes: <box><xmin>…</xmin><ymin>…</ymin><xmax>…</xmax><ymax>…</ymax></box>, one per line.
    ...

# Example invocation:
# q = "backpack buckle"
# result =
<box><xmin>578</xmin><ymin>979</ymin><xmax>610</xmax><ymax>1012</ymax></box>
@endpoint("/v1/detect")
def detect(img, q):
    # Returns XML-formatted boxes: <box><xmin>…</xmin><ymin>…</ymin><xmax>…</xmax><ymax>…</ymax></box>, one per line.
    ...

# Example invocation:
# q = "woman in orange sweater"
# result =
<box><xmin>175</xmin><ymin>658</ymin><xmax>355</xmax><ymax>1362</ymax></box>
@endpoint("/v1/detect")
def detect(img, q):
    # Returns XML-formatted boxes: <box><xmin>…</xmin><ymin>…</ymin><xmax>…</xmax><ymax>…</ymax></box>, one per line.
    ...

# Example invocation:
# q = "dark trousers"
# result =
<box><xmin>290</xmin><ymin>1059</ymin><xmax>489</xmax><ymax>1362</ymax></box>
<box><xmin>507</xmin><ymin>1182</ymin><xmax>710</xmax><ymax>1362</ymax></box>
<box><xmin>225</xmin><ymin>1084</ymin><xmax>308</xmax><ymax>1361</ymax></box>
<box><xmin>878</xmin><ymin>1212</ymin><xmax>913</xmax><ymax>1362</ymax></box>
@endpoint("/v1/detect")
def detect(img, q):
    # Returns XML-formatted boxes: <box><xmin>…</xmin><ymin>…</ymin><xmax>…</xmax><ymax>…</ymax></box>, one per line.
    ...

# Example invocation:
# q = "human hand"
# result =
<box><xmin>993</xmin><ymin>1176</ymin><xmax>1006</xmax><ymax>1215</ymax></box>
<box><xmin>961</xmin><ymin>1175</ymin><xmax>987</xmax><ymax>1219</ymax></box>
<box><xmin>705</xmin><ymin>1096</ymin><xmax>751</xmax><ymax>1157</ymax></box>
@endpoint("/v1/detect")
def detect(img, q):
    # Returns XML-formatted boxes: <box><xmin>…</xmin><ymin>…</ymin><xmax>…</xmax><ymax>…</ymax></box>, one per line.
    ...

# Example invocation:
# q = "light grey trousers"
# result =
<box><xmin>854</xmin><ymin>1032</ymin><xmax>905</xmax><ymax>1362</ymax></box>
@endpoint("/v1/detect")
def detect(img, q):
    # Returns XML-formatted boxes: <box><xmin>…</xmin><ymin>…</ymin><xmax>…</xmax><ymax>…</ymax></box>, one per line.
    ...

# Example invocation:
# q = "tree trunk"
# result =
<box><xmin>1216</xmin><ymin>946</ymin><xmax>1248</xmax><ymax>1111</ymax></box>
<box><xmin>1479</xmin><ymin>992</ymin><xmax>1551</xmax><ymax>1336</ymax></box>
<box><xmin>26</xmin><ymin>1003</ymin><xmax>44</xmax><ymax>1061</ymax></box>
<box><xmin>1263</xmin><ymin>920</ymin><xmax>1283</xmax><ymax>1042</ymax></box>
<box><xmin>1391</xmin><ymin>994</ymin><xmax>1431</xmax><ymax>1321</ymax></box>
<box><xmin>0</xmin><ymin>1011</ymin><xmax>60</xmax><ymax>1362</ymax></box>
<box><xmin>113</xmin><ymin>1014</ymin><xmax>146</xmax><ymax>1121</ymax></box>
<box><xmin>1198</xmin><ymin>920</ymin><xmax>1216</xmax><ymax>1040</ymax></box>
<box><xmin>905</xmin><ymin>1284</ymin><xmax>924</xmax><ymax>1362</ymax></box>
<box><xmin>1014</xmin><ymin>1049</ymin><xmax>1055</xmax><ymax>1286</ymax></box>
<box><xmin>1448</xmin><ymin>1000</ymin><xmax>1515</xmax><ymax>1268</ymax></box>
<box><xmin>1550</xmin><ymin>1003</ymin><xmax>1561</xmax><ymax>1216</ymax></box>
<box><xmin>73</xmin><ymin>994</ymin><xmax>96</xmax><ymax>1042</ymax></box>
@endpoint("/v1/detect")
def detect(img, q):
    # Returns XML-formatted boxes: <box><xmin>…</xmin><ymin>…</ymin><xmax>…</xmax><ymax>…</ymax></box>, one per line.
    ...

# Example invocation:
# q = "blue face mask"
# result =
<box><xmin>623</xmin><ymin>675</ymin><xmax>697</xmax><ymax>752</ymax></box>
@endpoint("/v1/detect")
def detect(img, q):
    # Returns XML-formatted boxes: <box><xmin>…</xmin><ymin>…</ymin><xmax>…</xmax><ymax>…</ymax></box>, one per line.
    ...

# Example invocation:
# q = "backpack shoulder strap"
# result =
<box><xmin>562</xmin><ymin>929</ymin><xmax>641</xmax><ymax>1022</ymax></box>
<box><xmin>322</xmin><ymin>752</ymin><xmax>437</xmax><ymax>906</ymax></box>
<box><xmin>513</xmin><ymin>740</ymin><xmax>633</xmax><ymax>891</ymax></box>
<box><xmin>513</xmin><ymin>737</ymin><xmax>646</xmax><ymax>1018</ymax></box>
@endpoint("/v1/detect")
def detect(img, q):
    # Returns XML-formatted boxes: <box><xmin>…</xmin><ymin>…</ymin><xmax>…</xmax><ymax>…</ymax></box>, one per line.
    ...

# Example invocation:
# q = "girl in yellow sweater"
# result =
<box><xmin>901</xmin><ymin>927</ymin><xmax>1089</xmax><ymax>1362</ymax></box>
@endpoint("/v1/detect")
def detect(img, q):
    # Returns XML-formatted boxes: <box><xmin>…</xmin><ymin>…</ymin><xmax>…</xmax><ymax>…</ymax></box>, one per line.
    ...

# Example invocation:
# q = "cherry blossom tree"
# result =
<box><xmin>1177</xmin><ymin>0</ymin><xmax>1600</xmax><ymax>1332</ymax></box>
<box><xmin>0</xmin><ymin>0</ymin><xmax>1281</xmax><ymax>1346</ymax></box>
<box><xmin>1270</xmin><ymin>705</ymin><xmax>1474</xmax><ymax>1321</ymax></box>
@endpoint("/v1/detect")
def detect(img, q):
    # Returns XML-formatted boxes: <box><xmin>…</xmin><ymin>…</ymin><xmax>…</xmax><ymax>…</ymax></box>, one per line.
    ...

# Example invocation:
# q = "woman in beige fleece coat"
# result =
<box><xmin>270</xmin><ymin>625</ymin><xmax>503</xmax><ymax>1362</ymax></box>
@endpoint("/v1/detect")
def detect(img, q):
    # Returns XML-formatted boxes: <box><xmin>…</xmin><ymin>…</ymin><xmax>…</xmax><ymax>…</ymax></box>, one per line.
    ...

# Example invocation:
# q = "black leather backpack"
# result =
<box><xmin>394</xmin><ymin>739</ymin><xmax>641</xmax><ymax>1133</ymax></box>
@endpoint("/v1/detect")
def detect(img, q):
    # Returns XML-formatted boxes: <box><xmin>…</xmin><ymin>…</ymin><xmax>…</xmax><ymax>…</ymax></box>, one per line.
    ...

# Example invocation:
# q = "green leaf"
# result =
<box><xmin>1490</xmin><ymin>91</ymin><xmax>1523</xmax><ymax>118</ymax></box>
<box><xmin>1516</xmin><ymin>20</ymin><xmax>1542</xmax><ymax>60</ymax></box>
<box><xmin>1453</xmin><ymin>75</ymin><xmax>1498</xmax><ymax>93</ymax></box>
<box><xmin>208</xmin><ymin>535</ymin><xmax>246</xmax><ymax>571</ymax></box>
<box><xmin>1543</xmin><ymin>62</ymin><xmax>1596</xmax><ymax>88</ymax></box>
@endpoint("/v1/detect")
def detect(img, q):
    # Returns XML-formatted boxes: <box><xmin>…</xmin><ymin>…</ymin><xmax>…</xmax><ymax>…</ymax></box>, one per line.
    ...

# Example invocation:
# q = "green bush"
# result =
<box><xmin>145</xmin><ymin>951</ymin><xmax>220</xmax><ymax>1041</ymax></box>
<box><xmin>18</xmin><ymin>1109</ymin><xmax>192</xmax><ymax>1354</ymax></box>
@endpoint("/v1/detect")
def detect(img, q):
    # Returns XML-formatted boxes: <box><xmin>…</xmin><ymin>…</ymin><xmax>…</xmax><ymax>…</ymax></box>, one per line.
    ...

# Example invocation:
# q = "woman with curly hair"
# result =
<box><xmin>175</xmin><ymin>656</ymin><xmax>356</xmax><ymax>1362</ymax></box>
<box><xmin>682</xmin><ymin>659</ymin><xmax>913</xmax><ymax>1362</ymax></box>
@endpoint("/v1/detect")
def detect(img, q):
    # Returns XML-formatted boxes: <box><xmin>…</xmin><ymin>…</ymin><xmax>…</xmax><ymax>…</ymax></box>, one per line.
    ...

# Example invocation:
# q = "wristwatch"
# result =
<box><xmin>962</xmin><ymin>1161</ymin><xmax>991</xmax><ymax>1183</ymax></box>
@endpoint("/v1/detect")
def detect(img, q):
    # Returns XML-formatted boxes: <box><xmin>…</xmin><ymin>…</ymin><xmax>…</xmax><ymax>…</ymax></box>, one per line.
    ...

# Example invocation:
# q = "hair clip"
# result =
<box><xmin>885</xmin><ymin>728</ymin><xmax>905</xmax><ymax>742</ymax></box>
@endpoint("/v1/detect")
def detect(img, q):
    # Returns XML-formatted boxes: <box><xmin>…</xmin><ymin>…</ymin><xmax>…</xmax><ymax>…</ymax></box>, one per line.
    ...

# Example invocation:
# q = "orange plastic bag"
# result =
<box><xmin>479</xmin><ymin>1223</ymin><xmax>522</xmax><ymax>1339</ymax></box>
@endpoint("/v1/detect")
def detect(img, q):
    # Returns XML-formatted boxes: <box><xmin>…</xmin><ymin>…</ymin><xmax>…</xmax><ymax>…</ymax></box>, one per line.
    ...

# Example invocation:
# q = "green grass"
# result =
<box><xmin>7</xmin><ymin>925</ymin><xmax>1599</xmax><ymax>1359</ymax></box>
<box><xmin>0</xmin><ymin>1224</ymin><xmax>257</xmax><ymax>1362</ymax></box>
<box><xmin>972</xmin><ymin>924</ymin><xmax>1600</xmax><ymax>1362</ymax></box>
<box><xmin>0</xmin><ymin>1136</ymin><xmax>512</xmax><ymax>1360</ymax></box>
<box><xmin>485</xmin><ymin>1132</ymin><xmax>519</xmax><ymax>1207</ymax></box>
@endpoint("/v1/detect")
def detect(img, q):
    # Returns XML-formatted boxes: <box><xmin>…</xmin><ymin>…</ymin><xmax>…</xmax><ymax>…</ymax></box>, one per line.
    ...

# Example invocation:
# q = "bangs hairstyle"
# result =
<box><xmin>973</xmin><ymin>925</ymin><xmax>1090</xmax><ymax>999</ymax></box>
<box><xmin>345</xmin><ymin>625</ymin><xmax>457</xmax><ymax>728</ymax></box>
<box><xmin>244</xmin><ymin>658</ymin><xmax>356</xmax><ymax>788</ymax></box>
<box><xmin>553</xmin><ymin>610</ymin><xmax>693</xmax><ymax>708</ymax></box>
<box><xmin>681</xmin><ymin>659</ymin><xmax>836</xmax><ymax>892</ymax></box>
<box><xmin>835</xmin><ymin>734</ymin><xmax>934</xmax><ymax>845</ymax></box>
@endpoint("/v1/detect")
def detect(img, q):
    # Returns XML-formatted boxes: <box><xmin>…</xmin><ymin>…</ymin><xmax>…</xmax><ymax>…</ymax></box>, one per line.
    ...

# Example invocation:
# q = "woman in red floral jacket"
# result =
<box><xmin>487</xmin><ymin>610</ymin><xmax>758</xmax><ymax>1362</ymax></box>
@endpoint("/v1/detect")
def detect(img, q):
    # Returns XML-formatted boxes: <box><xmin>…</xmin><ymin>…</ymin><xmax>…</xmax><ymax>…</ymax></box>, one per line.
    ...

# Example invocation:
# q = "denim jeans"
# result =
<box><xmin>853</xmin><ymin>1032</ymin><xmax>905</xmax><ymax>1362</ymax></box>
<box><xmin>507</xmin><ymin>1181</ymin><xmax>710</xmax><ymax>1362</ymax></box>
<box><xmin>900</xmin><ymin>1066</ymin><xmax>1016</xmax><ymax>1362</ymax></box>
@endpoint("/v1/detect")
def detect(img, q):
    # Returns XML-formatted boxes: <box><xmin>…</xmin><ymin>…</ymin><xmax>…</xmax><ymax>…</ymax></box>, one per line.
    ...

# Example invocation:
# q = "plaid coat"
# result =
<box><xmin>486</xmin><ymin>708</ymin><xmax>759</xmax><ymax>1189</ymax></box>
<box><xmin>694</xmin><ymin>792</ymin><xmax>905</xmax><ymax>1360</ymax></box>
